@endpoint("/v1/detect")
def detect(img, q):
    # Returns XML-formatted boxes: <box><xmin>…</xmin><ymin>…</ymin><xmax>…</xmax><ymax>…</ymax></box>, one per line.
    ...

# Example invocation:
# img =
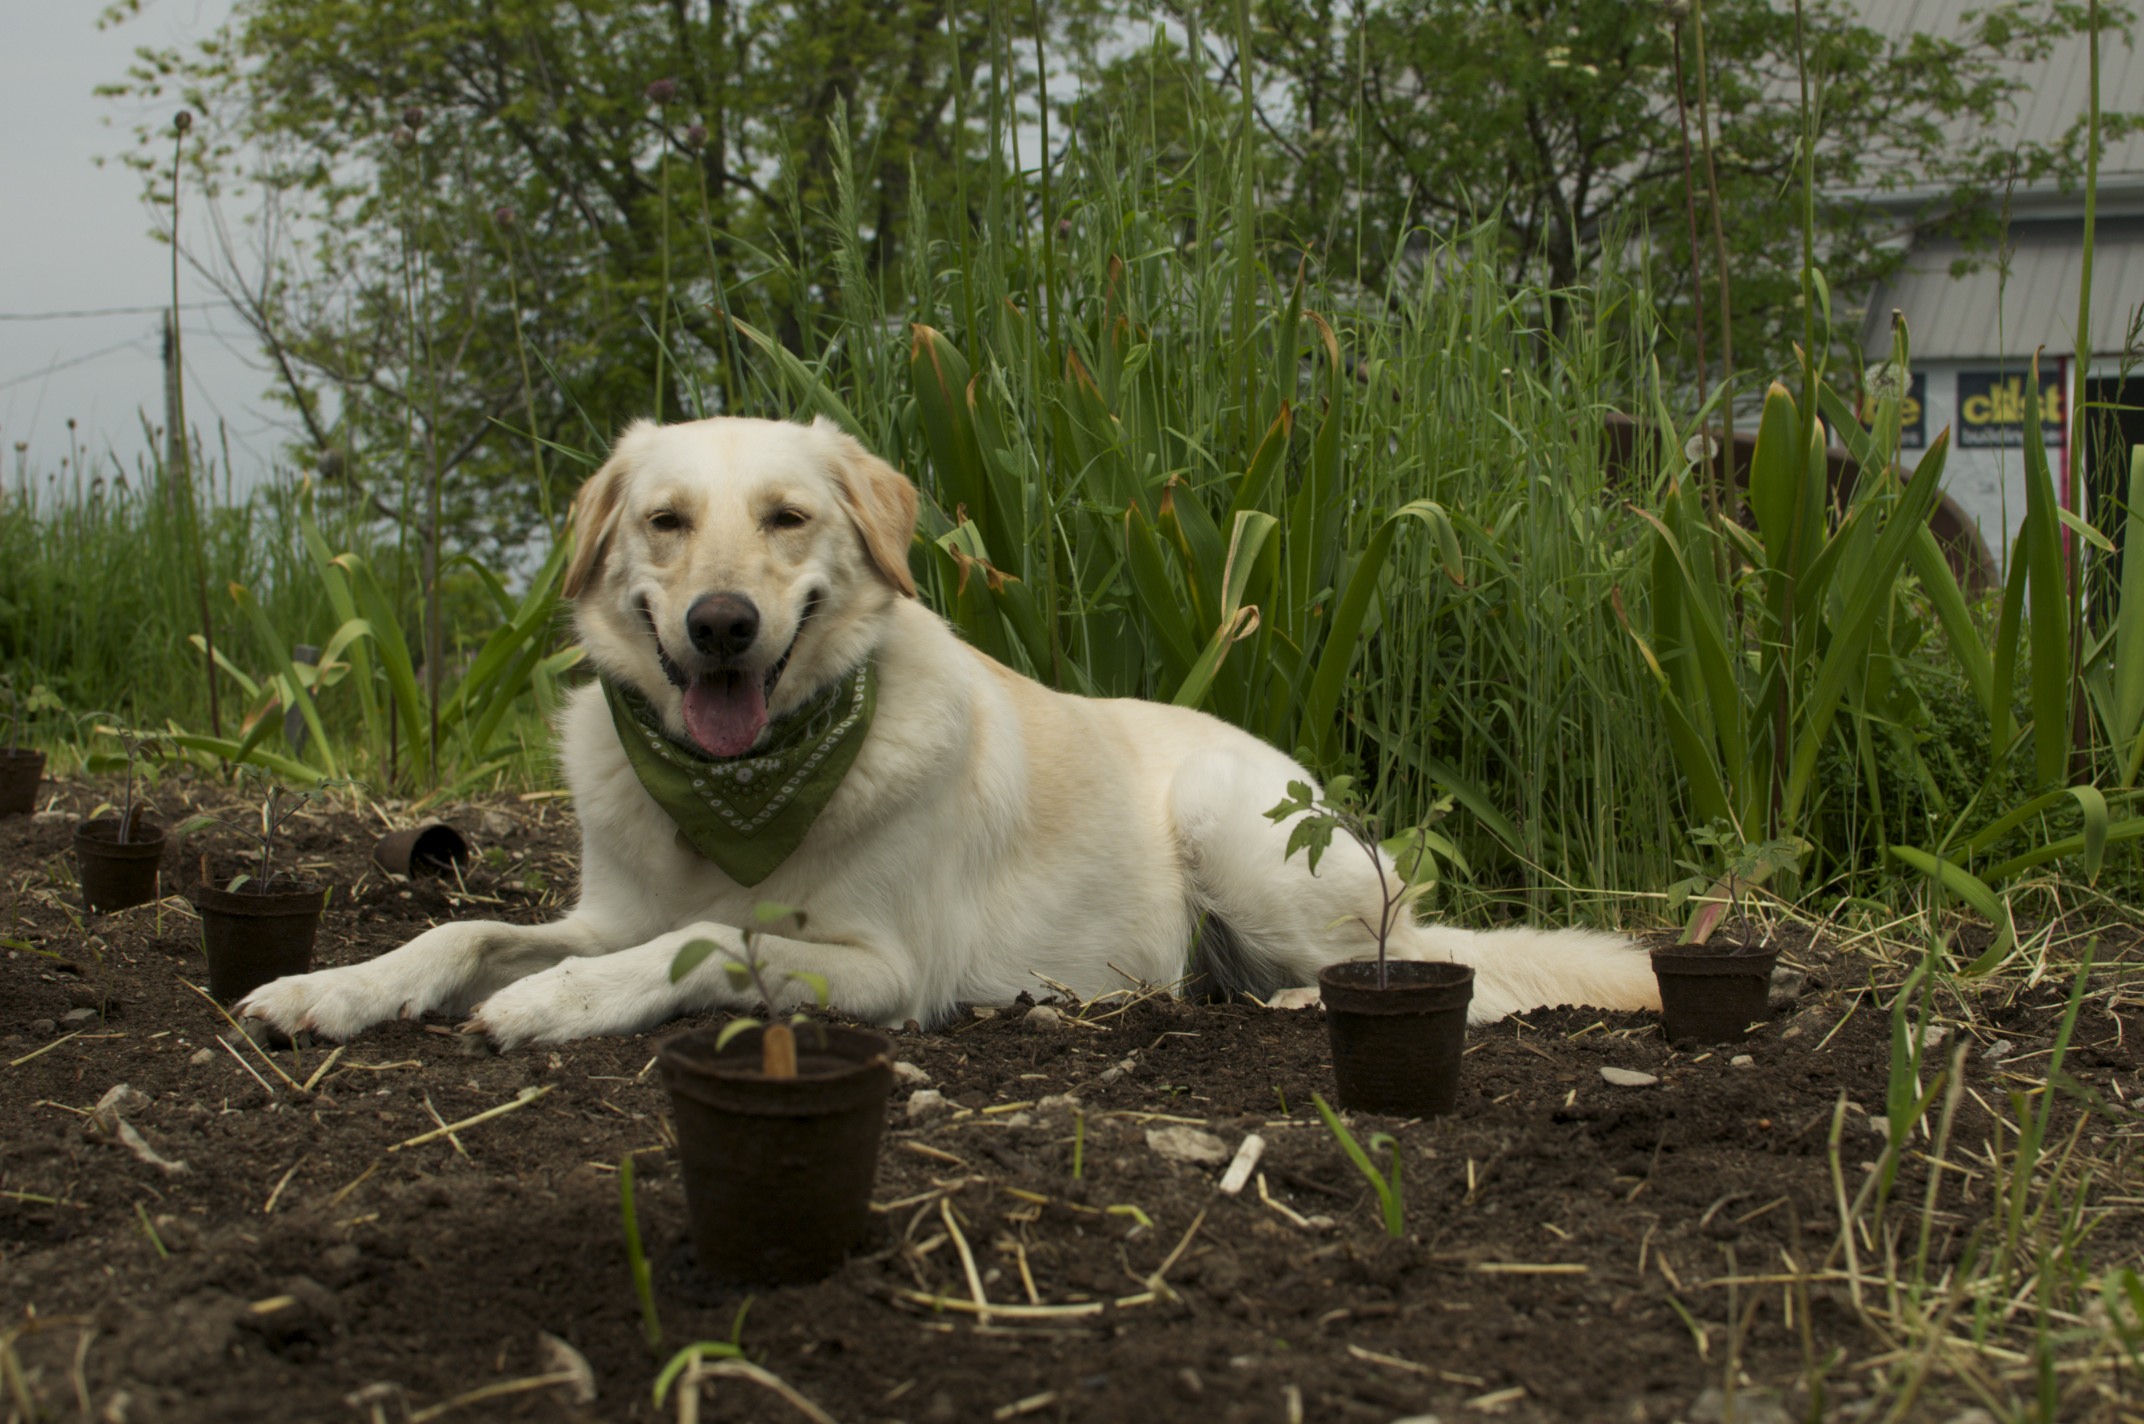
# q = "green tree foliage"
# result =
<box><xmin>100</xmin><ymin>0</ymin><xmax>2136</xmax><ymax>553</ymax></box>
<box><xmin>1076</xmin><ymin>0</ymin><xmax>2135</xmax><ymax>366</ymax></box>
<box><xmin>100</xmin><ymin>0</ymin><xmax>1087</xmax><ymax>552</ymax></box>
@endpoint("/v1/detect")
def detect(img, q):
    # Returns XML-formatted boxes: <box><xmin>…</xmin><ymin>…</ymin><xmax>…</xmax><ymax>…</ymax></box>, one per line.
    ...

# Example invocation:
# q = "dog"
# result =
<box><xmin>238</xmin><ymin>416</ymin><xmax>1660</xmax><ymax>1048</ymax></box>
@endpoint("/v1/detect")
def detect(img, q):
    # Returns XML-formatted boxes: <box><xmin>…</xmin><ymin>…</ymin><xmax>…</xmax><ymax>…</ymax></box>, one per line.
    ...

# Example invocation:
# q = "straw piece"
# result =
<box><xmin>390</xmin><ymin>1085</ymin><xmax>553</xmax><ymax>1152</ymax></box>
<box><xmin>1218</xmin><ymin>1134</ymin><xmax>1266</xmax><ymax>1196</ymax></box>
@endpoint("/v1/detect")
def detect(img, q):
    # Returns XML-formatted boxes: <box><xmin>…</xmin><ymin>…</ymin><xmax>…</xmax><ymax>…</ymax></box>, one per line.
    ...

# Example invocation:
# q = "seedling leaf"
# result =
<box><xmin>670</xmin><ymin>938</ymin><xmax>721</xmax><ymax>984</ymax></box>
<box><xmin>715</xmin><ymin>1018</ymin><xmax>763</xmax><ymax>1052</ymax></box>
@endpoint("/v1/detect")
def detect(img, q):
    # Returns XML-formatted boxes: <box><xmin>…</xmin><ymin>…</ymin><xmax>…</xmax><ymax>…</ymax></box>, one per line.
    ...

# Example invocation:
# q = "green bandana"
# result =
<box><xmin>601</xmin><ymin>662</ymin><xmax>876</xmax><ymax>886</ymax></box>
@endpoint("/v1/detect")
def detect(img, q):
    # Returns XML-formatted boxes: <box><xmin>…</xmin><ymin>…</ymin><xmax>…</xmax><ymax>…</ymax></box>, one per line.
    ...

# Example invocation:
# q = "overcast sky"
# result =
<box><xmin>0</xmin><ymin>0</ymin><xmax>292</xmax><ymax>499</ymax></box>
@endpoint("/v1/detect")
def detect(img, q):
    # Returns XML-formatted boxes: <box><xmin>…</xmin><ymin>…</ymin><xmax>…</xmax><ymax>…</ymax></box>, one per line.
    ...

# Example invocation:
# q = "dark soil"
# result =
<box><xmin>3</xmin><ymin>775</ymin><xmax>2140</xmax><ymax>1423</ymax></box>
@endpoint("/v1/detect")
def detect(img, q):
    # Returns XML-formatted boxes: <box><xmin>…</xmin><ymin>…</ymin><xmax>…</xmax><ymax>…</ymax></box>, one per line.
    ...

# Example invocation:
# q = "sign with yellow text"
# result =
<box><xmin>1957</xmin><ymin>370</ymin><xmax>2065</xmax><ymax>448</ymax></box>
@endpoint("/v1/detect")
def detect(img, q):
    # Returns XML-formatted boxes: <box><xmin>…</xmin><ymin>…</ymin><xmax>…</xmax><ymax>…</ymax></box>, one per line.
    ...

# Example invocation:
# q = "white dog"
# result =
<box><xmin>239</xmin><ymin>416</ymin><xmax>1658</xmax><ymax>1048</ymax></box>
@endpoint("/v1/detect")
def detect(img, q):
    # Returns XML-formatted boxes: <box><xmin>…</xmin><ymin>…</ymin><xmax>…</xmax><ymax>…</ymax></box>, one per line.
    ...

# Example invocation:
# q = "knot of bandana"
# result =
<box><xmin>601</xmin><ymin>662</ymin><xmax>876</xmax><ymax>886</ymax></box>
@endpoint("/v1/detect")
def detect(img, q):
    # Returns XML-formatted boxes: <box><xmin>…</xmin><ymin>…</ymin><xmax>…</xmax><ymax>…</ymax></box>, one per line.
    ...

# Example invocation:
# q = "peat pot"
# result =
<box><xmin>1318</xmin><ymin>959</ymin><xmax>1476</xmax><ymax>1117</ymax></box>
<box><xmin>190</xmin><ymin>880</ymin><xmax>327</xmax><ymax>1003</ymax></box>
<box><xmin>371</xmin><ymin>820</ymin><xmax>471</xmax><ymax>878</ymax></box>
<box><xmin>657</xmin><ymin>1023</ymin><xmax>894</xmax><ymax>1285</ymax></box>
<box><xmin>1651</xmin><ymin>942</ymin><xmax>1779</xmax><ymax>1046</ymax></box>
<box><xmin>74</xmin><ymin>817</ymin><xmax>166</xmax><ymax>914</ymax></box>
<box><xmin>0</xmin><ymin>748</ymin><xmax>44</xmax><ymax>816</ymax></box>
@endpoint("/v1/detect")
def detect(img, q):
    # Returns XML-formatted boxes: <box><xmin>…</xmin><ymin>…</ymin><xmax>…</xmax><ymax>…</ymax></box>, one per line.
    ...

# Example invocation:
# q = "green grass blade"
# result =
<box><xmin>2018</xmin><ymin>351</ymin><xmax>2072</xmax><ymax>788</ymax></box>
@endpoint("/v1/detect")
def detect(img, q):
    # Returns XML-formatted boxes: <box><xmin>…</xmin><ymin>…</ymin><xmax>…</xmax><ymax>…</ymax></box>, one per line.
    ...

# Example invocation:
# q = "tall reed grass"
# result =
<box><xmin>0</xmin><ymin>443</ymin><xmax>329</xmax><ymax>733</ymax></box>
<box><xmin>0</xmin><ymin>441</ymin><xmax>563</xmax><ymax>798</ymax></box>
<box><xmin>702</xmin><ymin>100</ymin><xmax>1690</xmax><ymax>923</ymax></box>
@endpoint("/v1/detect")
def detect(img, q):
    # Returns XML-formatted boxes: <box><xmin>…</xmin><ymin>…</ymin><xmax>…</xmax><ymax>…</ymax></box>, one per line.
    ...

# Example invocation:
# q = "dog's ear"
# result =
<box><xmin>562</xmin><ymin>422</ymin><xmax>650</xmax><ymax>600</ymax></box>
<box><xmin>817</xmin><ymin>418</ymin><xmax>919</xmax><ymax>598</ymax></box>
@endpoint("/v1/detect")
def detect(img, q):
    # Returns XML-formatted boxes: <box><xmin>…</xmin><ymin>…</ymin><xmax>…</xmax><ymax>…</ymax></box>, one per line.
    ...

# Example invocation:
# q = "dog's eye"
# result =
<box><xmin>648</xmin><ymin>510</ymin><xmax>683</xmax><ymax>533</ymax></box>
<box><xmin>768</xmin><ymin>507</ymin><xmax>811</xmax><ymax>531</ymax></box>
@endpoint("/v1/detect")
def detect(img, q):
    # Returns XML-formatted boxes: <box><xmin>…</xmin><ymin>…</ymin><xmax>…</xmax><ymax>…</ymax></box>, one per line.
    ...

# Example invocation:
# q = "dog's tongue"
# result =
<box><xmin>682</xmin><ymin>673</ymin><xmax>767</xmax><ymax>758</ymax></box>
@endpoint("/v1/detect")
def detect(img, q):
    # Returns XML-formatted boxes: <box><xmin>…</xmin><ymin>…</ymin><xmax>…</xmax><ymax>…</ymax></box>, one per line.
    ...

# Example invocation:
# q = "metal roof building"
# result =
<box><xmin>1849</xmin><ymin>1</ymin><xmax>2144</xmax><ymax>574</ymax></box>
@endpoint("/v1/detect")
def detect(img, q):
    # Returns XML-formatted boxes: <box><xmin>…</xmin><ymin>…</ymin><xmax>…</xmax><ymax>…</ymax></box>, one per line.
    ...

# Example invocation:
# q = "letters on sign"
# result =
<box><xmin>1957</xmin><ymin>370</ymin><xmax>2065</xmax><ymax>449</ymax></box>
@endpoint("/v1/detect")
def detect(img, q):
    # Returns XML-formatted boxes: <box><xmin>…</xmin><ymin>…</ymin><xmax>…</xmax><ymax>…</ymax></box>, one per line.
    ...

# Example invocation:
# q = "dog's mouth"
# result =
<box><xmin>639</xmin><ymin>593</ymin><xmax>820</xmax><ymax>759</ymax></box>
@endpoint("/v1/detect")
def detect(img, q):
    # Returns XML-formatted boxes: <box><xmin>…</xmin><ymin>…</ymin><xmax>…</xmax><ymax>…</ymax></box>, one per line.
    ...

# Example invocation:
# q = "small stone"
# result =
<box><xmin>1599</xmin><ymin>1066</ymin><xmax>1658</xmax><ymax>1088</ymax></box>
<box><xmin>969</xmin><ymin>1006</ymin><xmax>998</xmax><ymax>1021</ymax></box>
<box><xmin>1729</xmin><ymin>1054</ymin><xmax>1754</xmax><ymax>1067</ymax></box>
<box><xmin>892</xmin><ymin>1060</ymin><xmax>931</xmax><ymax>1087</ymax></box>
<box><xmin>189</xmin><ymin>1047</ymin><xmax>215</xmax><ymax>1066</ymax></box>
<box><xmin>479</xmin><ymin>809</ymin><xmax>518</xmax><ymax>841</ymax></box>
<box><xmin>1921</xmin><ymin>1024</ymin><xmax>1947</xmax><ymax>1049</ymax></box>
<box><xmin>1983</xmin><ymin>1038</ymin><xmax>2015</xmax><ymax>1061</ymax></box>
<box><xmin>61</xmin><ymin>1006</ymin><xmax>99</xmax><ymax>1026</ymax></box>
<box><xmin>1687</xmin><ymin>1385</ymin><xmax>1791</xmax><ymax>1424</ymax></box>
<box><xmin>1037</xmin><ymin>1093</ymin><xmax>1082</xmax><ymax>1115</ymax></box>
<box><xmin>1146</xmin><ymin>1125</ymin><xmax>1229</xmax><ymax>1166</ymax></box>
<box><xmin>1022</xmin><ymin>1005</ymin><xmax>1063</xmax><ymax>1030</ymax></box>
<box><xmin>1174</xmin><ymin>1368</ymin><xmax>1205</xmax><ymax>1401</ymax></box>
<box><xmin>1097</xmin><ymin>1057</ymin><xmax>1137</xmax><ymax>1085</ymax></box>
<box><xmin>1778</xmin><ymin>1007</ymin><xmax>1830</xmax><ymax>1041</ymax></box>
<box><xmin>1767</xmin><ymin>967</ymin><xmax>1806</xmax><ymax>1009</ymax></box>
<box><xmin>906</xmin><ymin>1089</ymin><xmax>950</xmax><ymax>1121</ymax></box>
<box><xmin>32</xmin><ymin>810</ymin><xmax>75</xmax><ymax>827</ymax></box>
<box><xmin>149</xmin><ymin>1214</ymin><xmax>202</xmax><ymax>1254</ymax></box>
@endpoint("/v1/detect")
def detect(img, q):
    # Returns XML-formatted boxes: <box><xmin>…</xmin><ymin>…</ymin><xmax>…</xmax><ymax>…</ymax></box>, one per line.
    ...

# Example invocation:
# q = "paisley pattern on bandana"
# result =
<box><xmin>601</xmin><ymin>662</ymin><xmax>875</xmax><ymax>886</ymax></box>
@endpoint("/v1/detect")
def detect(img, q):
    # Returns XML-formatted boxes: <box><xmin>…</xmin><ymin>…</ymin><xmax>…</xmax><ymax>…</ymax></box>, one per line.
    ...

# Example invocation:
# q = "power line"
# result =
<box><xmin>0</xmin><ymin>339</ymin><xmax>155</xmax><ymax>393</ymax></box>
<box><xmin>0</xmin><ymin>303</ymin><xmax>222</xmax><ymax>322</ymax></box>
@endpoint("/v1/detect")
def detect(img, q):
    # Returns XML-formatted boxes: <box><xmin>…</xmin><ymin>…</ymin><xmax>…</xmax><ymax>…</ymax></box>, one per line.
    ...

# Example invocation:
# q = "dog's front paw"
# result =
<box><xmin>236</xmin><ymin>966</ymin><xmax>424</xmax><ymax>1041</ymax></box>
<box><xmin>465</xmin><ymin>959</ymin><xmax>676</xmax><ymax>1050</ymax></box>
<box><xmin>1264</xmin><ymin>986</ymin><xmax>1322</xmax><ymax>1011</ymax></box>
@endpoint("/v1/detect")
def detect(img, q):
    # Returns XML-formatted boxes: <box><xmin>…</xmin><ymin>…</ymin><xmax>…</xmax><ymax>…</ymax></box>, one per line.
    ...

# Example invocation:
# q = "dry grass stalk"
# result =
<box><xmin>176</xmin><ymin>978</ymin><xmax>301</xmax><ymax>1090</ymax></box>
<box><xmin>674</xmin><ymin>1358</ymin><xmax>836</xmax><ymax>1424</ymax></box>
<box><xmin>389</xmin><ymin>1084</ymin><xmax>551</xmax><ymax>1151</ymax></box>
<box><xmin>6</xmin><ymin>1028</ymin><xmax>89</xmax><ymax>1069</ymax></box>
<box><xmin>940</xmin><ymin>1198</ymin><xmax>991</xmax><ymax>1324</ymax></box>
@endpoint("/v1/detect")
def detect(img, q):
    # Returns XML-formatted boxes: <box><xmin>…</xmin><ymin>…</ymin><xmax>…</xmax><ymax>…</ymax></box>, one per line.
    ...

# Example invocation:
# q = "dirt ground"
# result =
<box><xmin>3</xmin><ymin>772</ymin><xmax>2140</xmax><ymax>1424</ymax></box>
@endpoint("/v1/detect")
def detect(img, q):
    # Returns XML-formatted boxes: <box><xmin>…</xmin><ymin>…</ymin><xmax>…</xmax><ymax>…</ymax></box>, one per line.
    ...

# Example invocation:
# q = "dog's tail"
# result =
<box><xmin>1397</xmin><ymin>924</ymin><xmax>1661</xmax><ymax>1024</ymax></box>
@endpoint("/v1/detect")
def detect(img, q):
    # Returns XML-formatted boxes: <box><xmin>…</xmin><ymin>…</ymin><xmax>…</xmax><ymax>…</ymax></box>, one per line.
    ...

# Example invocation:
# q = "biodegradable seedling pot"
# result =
<box><xmin>190</xmin><ymin>880</ymin><xmax>327</xmax><ymax>1003</ymax></box>
<box><xmin>371</xmin><ymin>821</ymin><xmax>470</xmax><ymax>878</ymax></box>
<box><xmin>1318</xmin><ymin>960</ymin><xmax>1475</xmax><ymax>1117</ymax></box>
<box><xmin>657</xmin><ymin>1022</ymin><xmax>894</xmax><ymax>1285</ymax></box>
<box><xmin>1652</xmin><ymin>942</ymin><xmax>1779</xmax><ymax>1045</ymax></box>
<box><xmin>74</xmin><ymin>817</ymin><xmax>166</xmax><ymax>914</ymax></box>
<box><xmin>0</xmin><ymin>748</ymin><xmax>44</xmax><ymax>816</ymax></box>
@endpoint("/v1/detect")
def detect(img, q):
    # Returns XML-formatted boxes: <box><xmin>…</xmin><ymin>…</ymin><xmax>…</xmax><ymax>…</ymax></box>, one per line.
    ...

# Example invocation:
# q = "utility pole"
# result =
<box><xmin>161</xmin><ymin>311</ymin><xmax>184</xmax><ymax>486</ymax></box>
<box><xmin>169</xmin><ymin>111</ymin><xmax>221</xmax><ymax>738</ymax></box>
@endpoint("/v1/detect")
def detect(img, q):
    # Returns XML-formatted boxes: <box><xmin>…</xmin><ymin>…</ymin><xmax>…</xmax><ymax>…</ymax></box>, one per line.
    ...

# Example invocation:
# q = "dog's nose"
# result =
<box><xmin>685</xmin><ymin>593</ymin><xmax>760</xmax><ymax>659</ymax></box>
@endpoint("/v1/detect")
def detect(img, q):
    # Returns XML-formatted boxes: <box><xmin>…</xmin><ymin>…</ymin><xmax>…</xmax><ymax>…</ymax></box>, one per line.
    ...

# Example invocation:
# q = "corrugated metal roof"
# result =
<box><xmin>1865</xmin><ymin>220</ymin><xmax>2144</xmax><ymax>359</ymax></box>
<box><xmin>1850</xmin><ymin>0</ymin><xmax>2144</xmax><ymax>177</ymax></box>
<box><xmin>1847</xmin><ymin>2</ymin><xmax>2144</xmax><ymax>358</ymax></box>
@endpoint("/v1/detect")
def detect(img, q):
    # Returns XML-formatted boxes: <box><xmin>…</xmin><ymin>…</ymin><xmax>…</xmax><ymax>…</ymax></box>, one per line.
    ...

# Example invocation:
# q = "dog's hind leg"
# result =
<box><xmin>1167</xmin><ymin>747</ymin><xmax>1390</xmax><ymax>996</ymax></box>
<box><xmin>1168</xmin><ymin>747</ymin><xmax>1658</xmax><ymax>1022</ymax></box>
